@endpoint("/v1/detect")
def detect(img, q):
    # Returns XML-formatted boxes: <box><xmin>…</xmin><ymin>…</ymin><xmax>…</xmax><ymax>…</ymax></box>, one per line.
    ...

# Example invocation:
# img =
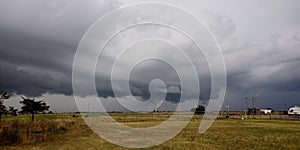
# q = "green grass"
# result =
<box><xmin>1</xmin><ymin>113</ymin><xmax>300</xmax><ymax>150</ymax></box>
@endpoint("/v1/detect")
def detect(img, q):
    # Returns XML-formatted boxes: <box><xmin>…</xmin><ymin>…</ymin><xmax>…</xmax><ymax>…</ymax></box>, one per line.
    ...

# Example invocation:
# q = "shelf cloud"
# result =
<box><xmin>1</xmin><ymin>0</ymin><xmax>300</xmax><ymax>112</ymax></box>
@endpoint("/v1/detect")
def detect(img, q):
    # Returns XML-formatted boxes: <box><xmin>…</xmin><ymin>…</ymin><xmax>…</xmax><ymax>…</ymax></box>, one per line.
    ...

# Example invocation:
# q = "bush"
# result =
<box><xmin>194</xmin><ymin>105</ymin><xmax>206</xmax><ymax>114</ymax></box>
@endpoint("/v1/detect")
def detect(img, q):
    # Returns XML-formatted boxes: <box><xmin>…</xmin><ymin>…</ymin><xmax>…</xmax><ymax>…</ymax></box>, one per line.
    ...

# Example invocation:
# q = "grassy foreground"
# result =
<box><xmin>1</xmin><ymin>113</ymin><xmax>300</xmax><ymax>150</ymax></box>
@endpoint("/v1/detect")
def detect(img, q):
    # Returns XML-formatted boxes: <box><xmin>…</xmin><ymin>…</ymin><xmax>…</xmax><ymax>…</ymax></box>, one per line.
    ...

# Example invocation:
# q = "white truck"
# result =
<box><xmin>260</xmin><ymin>109</ymin><xmax>272</xmax><ymax>115</ymax></box>
<box><xmin>288</xmin><ymin>106</ymin><xmax>300</xmax><ymax>115</ymax></box>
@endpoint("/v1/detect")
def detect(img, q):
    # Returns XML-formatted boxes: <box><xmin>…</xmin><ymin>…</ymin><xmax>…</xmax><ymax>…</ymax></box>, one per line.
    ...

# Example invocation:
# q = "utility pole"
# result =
<box><xmin>252</xmin><ymin>97</ymin><xmax>255</xmax><ymax>119</ymax></box>
<box><xmin>227</xmin><ymin>104</ymin><xmax>230</xmax><ymax>116</ymax></box>
<box><xmin>225</xmin><ymin>105</ymin><xmax>230</xmax><ymax>118</ymax></box>
<box><xmin>220</xmin><ymin>105</ymin><xmax>223</xmax><ymax>117</ymax></box>
<box><xmin>241</xmin><ymin>104</ymin><xmax>244</xmax><ymax>119</ymax></box>
<box><xmin>245</xmin><ymin>97</ymin><xmax>248</xmax><ymax>119</ymax></box>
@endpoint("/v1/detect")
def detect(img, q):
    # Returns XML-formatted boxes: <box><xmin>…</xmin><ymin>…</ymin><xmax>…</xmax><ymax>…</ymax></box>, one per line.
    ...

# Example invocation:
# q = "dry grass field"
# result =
<box><xmin>1</xmin><ymin>113</ymin><xmax>300</xmax><ymax>150</ymax></box>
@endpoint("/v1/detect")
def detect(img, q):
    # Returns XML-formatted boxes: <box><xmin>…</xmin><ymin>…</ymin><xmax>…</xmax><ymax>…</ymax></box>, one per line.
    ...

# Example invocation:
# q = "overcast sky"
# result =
<box><xmin>1</xmin><ymin>0</ymin><xmax>300</xmax><ymax>112</ymax></box>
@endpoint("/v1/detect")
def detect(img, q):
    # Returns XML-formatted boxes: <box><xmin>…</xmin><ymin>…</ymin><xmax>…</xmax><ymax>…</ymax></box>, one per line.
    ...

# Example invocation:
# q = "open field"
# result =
<box><xmin>1</xmin><ymin>113</ymin><xmax>300</xmax><ymax>150</ymax></box>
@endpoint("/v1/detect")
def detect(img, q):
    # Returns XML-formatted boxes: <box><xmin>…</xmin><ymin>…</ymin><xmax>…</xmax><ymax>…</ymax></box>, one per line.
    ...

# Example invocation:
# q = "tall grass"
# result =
<box><xmin>0</xmin><ymin>115</ymin><xmax>77</xmax><ymax>146</ymax></box>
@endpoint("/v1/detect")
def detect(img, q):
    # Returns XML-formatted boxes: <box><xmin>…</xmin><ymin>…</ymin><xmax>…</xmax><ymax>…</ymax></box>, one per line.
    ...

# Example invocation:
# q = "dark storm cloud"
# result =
<box><xmin>0</xmin><ymin>28</ymin><xmax>74</xmax><ymax>74</ymax></box>
<box><xmin>1</xmin><ymin>0</ymin><xmax>300</xmax><ymax>112</ymax></box>
<box><xmin>0</xmin><ymin>29</ymin><xmax>74</xmax><ymax>96</ymax></box>
<box><xmin>0</xmin><ymin>0</ymin><xmax>122</xmax><ymax>97</ymax></box>
<box><xmin>0</xmin><ymin>60</ymin><xmax>71</xmax><ymax>96</ymax></box>
<box><xmin>0</xmin><ymin>0</ymin><xmax>198</xmax><ymax>101</ymax></box>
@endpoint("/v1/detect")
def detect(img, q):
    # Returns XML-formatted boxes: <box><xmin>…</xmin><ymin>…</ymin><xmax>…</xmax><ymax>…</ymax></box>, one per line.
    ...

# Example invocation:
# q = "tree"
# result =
<box><xmin>0</xmin><ymin>90</ymin><xmax>10</xmax><ymax>121</ymax></box>
<box><xmin>19</xmin><ymin>96</ymin><xmax>49</xmax><ymax>121</ymax></box>
<box><xmin>8</xmin><ymin>106</ymin><xmax>18</xmax><ymax>116</ymax></box>
<box><xmin>193</xmin><ymin>105</ymin><xmax>206</xmax><ymax>115</ymax></box>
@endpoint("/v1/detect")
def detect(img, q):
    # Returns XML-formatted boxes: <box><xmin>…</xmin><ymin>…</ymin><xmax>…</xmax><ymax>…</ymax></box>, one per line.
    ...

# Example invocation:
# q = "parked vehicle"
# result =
<box><xmin>260</xmin><ymin>109</ymin><xmax>272</xmax><ymax>115</ymax></box>
<box><xmin>288</xmin><ymin>106</ymin><xmax>300</xmax><ymax>115</ymax></box>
